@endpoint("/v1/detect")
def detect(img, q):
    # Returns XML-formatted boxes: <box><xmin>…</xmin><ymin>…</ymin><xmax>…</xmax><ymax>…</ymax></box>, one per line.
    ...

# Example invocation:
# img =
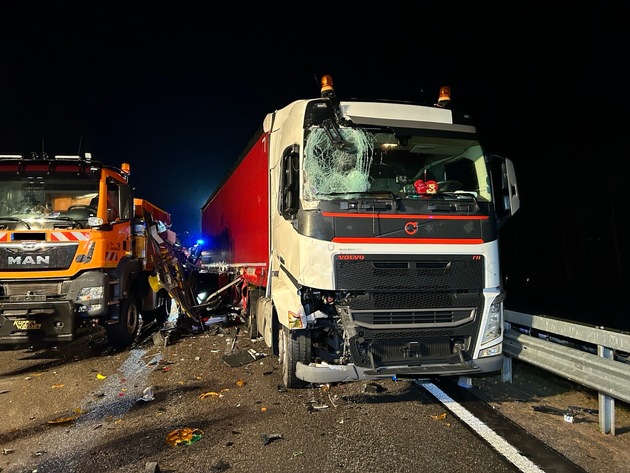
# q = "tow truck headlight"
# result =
<box><xmin>76</xmin><ymin>286</ymin><xmax>103</xmax><ymax>313</ymax></box>
<box><xmin>481</xmin><ymin>297</ymin><xmax>503</xmax><ymax>344</ymax></box>
<box><xmin>76</xmin><ymin>286</ymin><xmax>103</xmax><ymax>301</ymax></box>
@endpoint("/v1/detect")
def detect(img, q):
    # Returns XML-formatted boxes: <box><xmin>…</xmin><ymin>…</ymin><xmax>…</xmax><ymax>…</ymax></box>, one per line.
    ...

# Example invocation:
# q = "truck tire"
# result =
<box><xmin>246</xmin><ymin>286</ymin><xmax>261</xmax><ymax>339</ymax></box>
<box><xmin>279</xmin><ymin>326</ymin><xmax>311</xmax><ymax>389</ymax></box>
<box><xmin>106</xmin><ymin>297</ymin><xmax>140</xmax><ymax>349</ymax></box>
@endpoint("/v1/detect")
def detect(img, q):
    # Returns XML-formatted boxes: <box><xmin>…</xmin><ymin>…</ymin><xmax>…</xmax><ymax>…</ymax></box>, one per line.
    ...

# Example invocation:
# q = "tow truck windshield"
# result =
<box><xmin>0</xmin><ymin>175</ymin><xmax>99</xmax><ymax>229</ymax></box>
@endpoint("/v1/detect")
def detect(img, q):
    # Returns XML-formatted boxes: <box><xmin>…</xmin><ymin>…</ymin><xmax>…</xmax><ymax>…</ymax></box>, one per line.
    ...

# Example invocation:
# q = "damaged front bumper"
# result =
<box><xmin>295</xmin><ymin>354</ymin><xmax>503</xmax><ymax>384</ymax></box>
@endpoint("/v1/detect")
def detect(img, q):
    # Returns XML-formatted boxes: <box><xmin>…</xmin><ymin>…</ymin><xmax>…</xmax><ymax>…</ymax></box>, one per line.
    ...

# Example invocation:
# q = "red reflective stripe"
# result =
<box><xmin>331</xmin><ymin>237</ymin><xmax>484</xmax><ymax>244</ymax></box>
<box><xmin>322</xmin><ymin>212</ymin><xmax>488</xmax><ymax>221</ymax></box>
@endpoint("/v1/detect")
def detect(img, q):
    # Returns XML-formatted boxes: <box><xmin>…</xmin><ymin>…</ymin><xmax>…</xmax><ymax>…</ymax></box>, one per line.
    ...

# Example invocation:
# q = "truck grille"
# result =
<box><xmin>1</xmin><ymin>281</ymin><xmax>64</xmax><ymax>296</ymax></box>
<box><xmin>335</xmin><ymin>254</ymin><xmax>483</xmax><ymax>291</ymax></box>
<box><xmin>0</xmin><ymin>243</ymin><xmax>78</xmax><ymax>270</ymax></box>
<box><xmin>334</xmin><ymin>254</ymin><xmax>486</xmax><ymax>369</ymax></box>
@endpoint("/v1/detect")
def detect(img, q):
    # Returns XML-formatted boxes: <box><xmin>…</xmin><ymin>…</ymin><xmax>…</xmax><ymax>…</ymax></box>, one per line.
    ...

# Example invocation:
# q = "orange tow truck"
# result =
<box><xmin>0</xmin><ymin>152</ymin><xmax>197</xmax><ymax>348</ymax></box>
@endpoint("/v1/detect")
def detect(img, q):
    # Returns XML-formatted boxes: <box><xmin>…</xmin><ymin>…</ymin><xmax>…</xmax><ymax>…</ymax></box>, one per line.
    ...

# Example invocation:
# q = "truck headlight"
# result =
<box><xmin>76</xmin><ymin>286</ymin><xmax>104</xmax><ymax>302</ymax></box>
<box><xmin>478</xmin><ymin>343</ymin><xmax>502</xmax><ymax>358</ymax></box>
<box><xmin>481</xmin><ymin>297</ymin><xmax>503</xmax><ymax>344</ymax></box>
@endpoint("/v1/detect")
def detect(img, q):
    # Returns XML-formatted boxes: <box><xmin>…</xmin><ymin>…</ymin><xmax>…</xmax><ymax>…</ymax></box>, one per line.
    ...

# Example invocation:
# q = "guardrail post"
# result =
<box><xmin>598</xmin><ymin>345</ymin><xmax>616</xmax><ymax>435</ymax></box>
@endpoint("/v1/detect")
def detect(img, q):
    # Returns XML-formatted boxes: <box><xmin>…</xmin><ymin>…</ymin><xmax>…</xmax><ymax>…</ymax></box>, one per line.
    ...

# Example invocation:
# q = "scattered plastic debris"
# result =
<box><xmin>2</xmin><ymin>448</ymin><xmax>14</xmax><ymax>455</ymax></box>
<box><xmin>431</xmin><ymin>413</ymin><xmax>447</xmax><ymax>420</ymax></box>
<box><xmin>261</xmin><ymin>433</ymin><xmax>282</xmax><ymax>445</ymax></box>
<box><xmin>51</xmin><ymin>383</ymin><xmax>64</xmax><ymax>389</ymax></box>
<box><xmin>166</xmin><ymin>427</ymin><xmax>204</xmax><ymax>446</ymax></box>
<box><xmin>48</xmin><ymin>412</ymin><xmax>81</xmax><ymax>424</ymax></box>
<box><xmin>199</xmin><ymin>390</ymin><xmax>225</xmax><ymax>399</ymax></box>
<box><xmin>137</xmin><ymin>386</ymin><xmax>155</xmax><ymax>402</ymax></box>
<box><xmin>307</xmin><ymin>402</ymin><xmax>329</xmax><ymax>412</ymax></box>
<box><xmin>145</xmin><ymin>461</ymin><xmax>161</xmax><ymax>472</ymax></box>
<box><xmin>96</xmin><ymin>373</ymin><xmax>107</xmax><ymax>380</ymax></box>
<box><xmin>0</xmin><ymin>389</ymin><xmax>9</xmax><ymax>394</ymax></box>
<box><xmin>564</xmin><ymin>414</ymin><xmax>575</xmax><ymax>423</ymax></box>
<box><xmin>223</xmin><ymin>348</ymin><xmax>264</xmax><ymax>367</ymax></box>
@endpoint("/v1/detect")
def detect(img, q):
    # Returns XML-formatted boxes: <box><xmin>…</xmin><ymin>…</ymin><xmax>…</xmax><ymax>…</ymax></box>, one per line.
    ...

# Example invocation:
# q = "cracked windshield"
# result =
<box><xmin>303</xmin><ymin>128</ymin><xmax>492</xmax><ymax>202</ymax></box>
<box><xmin>0</xmin><ymin>175</ymin><xmax>99</xmax><ymax>230</ymax></box>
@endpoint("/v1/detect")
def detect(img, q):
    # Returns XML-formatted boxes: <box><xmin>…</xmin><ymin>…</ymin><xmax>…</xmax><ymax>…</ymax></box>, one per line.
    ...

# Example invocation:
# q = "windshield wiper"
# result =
<box><xmin>45</xmin><ymin>216</ymin><xmax>84</xmax><ymax>229</ymax></box>
<box><xmin>325</xmin><ymin>191</ymin><xmax>398</xmax><ymax>200</ymax></box>
<box><xmin>0</xmin><ymin>217</ymin><xmax>31</xmax><ymax>230</ymax></box>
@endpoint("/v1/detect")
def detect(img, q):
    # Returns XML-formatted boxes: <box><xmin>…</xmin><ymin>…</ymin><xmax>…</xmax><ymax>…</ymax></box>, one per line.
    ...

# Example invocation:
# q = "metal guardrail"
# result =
<box><xmin>502</xmin><ymin>310</ymin><xmax>630</xmax><ymax>436</ymax></box>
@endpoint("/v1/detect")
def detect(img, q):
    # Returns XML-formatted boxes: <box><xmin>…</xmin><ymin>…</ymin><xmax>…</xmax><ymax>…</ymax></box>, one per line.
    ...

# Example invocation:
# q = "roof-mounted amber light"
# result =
<box><xmin>121</xmin><ymin>162</ymin><xmax>130</xmax><ymax>175</ymax></box>
<box><xmin>320</xmin><ymin>75</ymin><xmax>334</xmax><ymax>96</ymax></box>
<box><xmin>436</xmin><ymin>86</ymin><xmax>451</xmax><ymax>108</ymax></box>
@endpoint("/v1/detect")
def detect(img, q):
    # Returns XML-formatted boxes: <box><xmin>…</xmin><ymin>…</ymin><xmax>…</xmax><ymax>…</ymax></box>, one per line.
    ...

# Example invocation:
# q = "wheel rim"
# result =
<box><xmin>126</xmin><ymin>301</ymin><xmax>139</xmax><ymax>335</ymax></box>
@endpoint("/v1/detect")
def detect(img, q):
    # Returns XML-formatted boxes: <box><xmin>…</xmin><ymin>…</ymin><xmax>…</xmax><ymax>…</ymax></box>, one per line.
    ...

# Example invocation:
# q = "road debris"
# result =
<box><xmin>166</xmin><ymin>427</ymin><xmax>204</xmax><ymax>446</ymax></box>
<box><xmin>210</xmin><ymin>459</ymin><xmax>230</xmax><ymax>472</ymax></box>
<box><xmin>145</xmin><ymin>461</ymin><xmax>161</xmax><ymax>472</ymax></box>
<box><xmin>223</xmin><ymin>348</ymin><xmax>264</xmax><ymax>367</ymax></box>
<box><xmin>137</xmin><ymin>386</ymin><xmax>155</xmax><ymax>402</ymax></box>
<box><xmin>261</xmin><ymin>433</ymin><xmax>282</xmax><ymax>445</ymax></box>
<box><xmin>568</xmin><ymin>405</ymin><xmax>599</xmax><ymax>415</ymax></box>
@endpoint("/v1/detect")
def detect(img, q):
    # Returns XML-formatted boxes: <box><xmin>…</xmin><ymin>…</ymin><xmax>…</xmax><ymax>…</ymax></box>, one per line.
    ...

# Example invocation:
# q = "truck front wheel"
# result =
<box><xmin>279</xmin><ymin>326</ymin><xmax>311</xmax><ymax>389</ymax></box>
<box><xmin>106</xmin><ymin>297</ymin><xmax>140</xmax><ymax>349</ymax></box>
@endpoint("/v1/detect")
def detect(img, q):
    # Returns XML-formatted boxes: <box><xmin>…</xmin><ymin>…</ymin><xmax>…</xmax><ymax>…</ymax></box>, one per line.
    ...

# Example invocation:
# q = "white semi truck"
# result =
<box><xmin>200</xmin><ymin>76</ymin><xmax>520</xmax><ymax>388</ymax></box>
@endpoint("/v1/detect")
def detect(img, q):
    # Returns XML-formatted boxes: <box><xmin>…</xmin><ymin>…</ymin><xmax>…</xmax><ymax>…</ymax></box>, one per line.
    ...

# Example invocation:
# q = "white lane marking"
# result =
<box><xmin>419</xmin><ymin>381</ymin><xmax>545</xmax><ymax>473</ymax></box>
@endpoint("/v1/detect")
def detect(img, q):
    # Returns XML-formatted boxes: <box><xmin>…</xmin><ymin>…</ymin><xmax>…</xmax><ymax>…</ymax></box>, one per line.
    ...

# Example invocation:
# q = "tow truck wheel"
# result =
<box><xmin>106</xmin><ymin>297</ymin><xmax>140</xmax><ymax>349</ymax></box>
<box><xmin>279</xmin><ymin>326</ymin><xmax>311</xmax><ymax>389</ymax></box>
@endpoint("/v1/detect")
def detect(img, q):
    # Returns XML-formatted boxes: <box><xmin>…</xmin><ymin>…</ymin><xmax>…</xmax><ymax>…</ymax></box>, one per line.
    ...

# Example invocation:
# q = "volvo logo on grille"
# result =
<box><xmin>404</xmin><ymin>221</ymin><xmax>419</xmax><ymax>235</ymax></box>
<box><xmin>337</xmin><ymin>255</ymin><xmax>364</xmax><ymax>260</ymax></box>
<box><xmin>8</xmin><ymin>255</ymin><xmax>50</xmax><ymax>265</ymax></box>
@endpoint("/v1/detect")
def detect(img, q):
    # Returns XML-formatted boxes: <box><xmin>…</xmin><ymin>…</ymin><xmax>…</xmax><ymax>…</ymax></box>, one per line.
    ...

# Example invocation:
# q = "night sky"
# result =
<box><xmin>1</xmin><ymin>3</ymin><xmax>628</xmax><ymax>323</ymax></box>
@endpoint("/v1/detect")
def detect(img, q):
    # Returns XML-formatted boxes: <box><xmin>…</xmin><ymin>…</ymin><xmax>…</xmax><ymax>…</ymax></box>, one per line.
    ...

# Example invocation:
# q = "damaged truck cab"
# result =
<box><xmin>201</xmin><ymin>76</ymin><xmax>520</xmax><ymax>388</ymax></box>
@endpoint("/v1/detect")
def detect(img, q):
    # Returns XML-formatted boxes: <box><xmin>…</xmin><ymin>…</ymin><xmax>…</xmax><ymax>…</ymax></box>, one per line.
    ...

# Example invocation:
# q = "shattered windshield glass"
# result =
<box><xmin>303</xmin><ymin>126</ymin><xmax>491</xmax><ymax>202</ymax></box>
<box><xmin>0</xmin><ymin>175</ymin><xmax>99</xmax><ymax>229</ymax></box>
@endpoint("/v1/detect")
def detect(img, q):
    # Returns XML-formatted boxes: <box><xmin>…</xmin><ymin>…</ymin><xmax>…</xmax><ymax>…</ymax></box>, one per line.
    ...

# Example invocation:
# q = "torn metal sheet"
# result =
<box><xmin>223</xmin><ymin>348</ymin><xmax>263</xmax><ymax>367</ymax></box>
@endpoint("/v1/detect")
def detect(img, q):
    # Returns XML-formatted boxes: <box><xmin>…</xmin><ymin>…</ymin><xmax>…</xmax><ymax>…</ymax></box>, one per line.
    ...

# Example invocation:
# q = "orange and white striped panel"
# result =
<box><xmin>50</xmin><ymin>231</ymin><xmax>91</xmax><ymax>241</ymax></box>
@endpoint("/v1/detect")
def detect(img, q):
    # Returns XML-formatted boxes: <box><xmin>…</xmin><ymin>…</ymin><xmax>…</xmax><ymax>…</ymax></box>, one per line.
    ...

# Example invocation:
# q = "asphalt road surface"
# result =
<box><xmin>0</xmin><ymin>318</ymin><xmax>627</xmax><ymax>473</ymax></box>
